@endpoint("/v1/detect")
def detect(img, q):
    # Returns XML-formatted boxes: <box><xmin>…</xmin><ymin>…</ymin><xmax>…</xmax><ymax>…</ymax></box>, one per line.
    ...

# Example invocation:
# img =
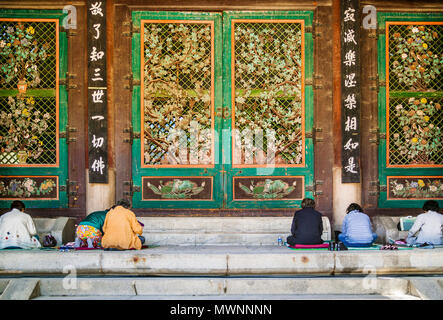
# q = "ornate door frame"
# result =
<box><xmin>130</xmin><ymin>10</ymin><xmax>315</xmax><ymax>209</ymax></box>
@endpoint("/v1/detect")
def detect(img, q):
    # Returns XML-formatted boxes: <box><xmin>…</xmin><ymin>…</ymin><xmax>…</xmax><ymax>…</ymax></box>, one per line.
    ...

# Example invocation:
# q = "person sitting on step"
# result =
<box><xmin>286</xmin><ymin>197</ymin><xmax>324</xmax><ymax>246</ymax></box>
<box><xmin>338</xmin><ymin>203</ymin><xmax>377</xmax><ymax>248</ymax></box>
<box><xmin>0</xmin><ymin>200</ymin><xmax>41</xmax><ymax>249</ymax></box>
<box><xmin>406</xmin><ymin>200</ymin><xmax>443</xmax><ymax>247</ymax></box>
<box><xmin>101</xmin><ymin>199</ymin><xmax>145</xmax><ymax>250</ymax></box>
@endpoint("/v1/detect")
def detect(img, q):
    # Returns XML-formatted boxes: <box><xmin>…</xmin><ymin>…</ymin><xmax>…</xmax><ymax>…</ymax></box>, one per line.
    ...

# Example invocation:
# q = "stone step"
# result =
<box><xmin>144</xmin><ymin>233</ymin><xmax>295</xmax><ymax>246</ymax></box>
<box><xmin>2</xmin><ymin>276</ymin><xmax>435</xmax><ymax>300</ymax></box>
<box><xmin>32</xmin><ymin>216</ymin><xmax>332</xmax><ymax>247</ymax></box>
<box><xmin>138</xmin><ymin>217</ymin><xmax>331</xmax><ymax>245</ymax></box>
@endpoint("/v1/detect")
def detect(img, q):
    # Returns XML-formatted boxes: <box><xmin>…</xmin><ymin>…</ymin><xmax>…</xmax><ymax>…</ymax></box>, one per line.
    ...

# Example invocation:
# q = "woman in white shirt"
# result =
<box><xmin>407</xmin><ymin>200</ymin><xmax>443</xmax><ymax>246</ymax></box>
<box><xmin>0</xmin><ymin>200</ymin><xmax>41</xmax><ymax>249</ymax></box>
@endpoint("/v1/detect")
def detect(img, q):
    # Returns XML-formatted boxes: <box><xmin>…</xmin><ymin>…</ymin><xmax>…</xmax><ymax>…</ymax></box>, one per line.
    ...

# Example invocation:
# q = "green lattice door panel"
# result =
<box><xmin>131</xmin><ymin>11</ymin><xmax>314</xmax><ymax>209</ymax></box>
<box><xmin>223</xmin><ymin>11</ymin><xmax>314</xmax><ymax>209</ymax></box>
<box><xmin>0</xmin><ymin>10</ymin><xmax>68</xmax><ymax>208</ymax></box>
<box><xmin>377</xmin><ymin>12</ymin><xmax>443</xmax><ymax>208</ymax></box>
<box><xmin>131</xmin><ymin>11</ymin><xmax>223</xmax><ymax>208</ymax></box>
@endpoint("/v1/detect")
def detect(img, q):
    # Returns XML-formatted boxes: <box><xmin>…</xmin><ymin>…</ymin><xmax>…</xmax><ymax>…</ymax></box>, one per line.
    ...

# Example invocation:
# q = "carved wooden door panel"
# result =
<box><xmin>0</xmin><ymin>11</ymin><xmax>69</xmax><ymax>208</ymax></box>
<box><xmin>130</xmin><ymin>11</ymin><xmax>315</xmax><ymax>209</ymax></box>
<box><xmin>377</xmin><ymin>13</ymin><xmax>443</xmax><ymax>208</ymax></box>
<box><xmin>131</xmin><ymin>12</ymin><xmax>223</xmax><ymax>208</ymax></box>
<box><xmin>223</xmin><ymin>11</ymin><xmax>315</xmax><ymax>209</ymax></box>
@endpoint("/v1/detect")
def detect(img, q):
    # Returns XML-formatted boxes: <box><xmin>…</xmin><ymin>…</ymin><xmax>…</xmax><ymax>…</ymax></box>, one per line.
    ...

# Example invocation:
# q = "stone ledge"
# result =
<box><xmin>139</xmin><ymin>216</ymin><xmax>332</xmax><ymax>246</ymax></box>
<box><xmin>373</xmin><ymin>216</ymin><xmax>410</xmax><ymax>244</ymax></box>
<box><xmin>0</xmin><ymin>246</ymin><xmax>441</xmax><ymax>276</ymax></box>
<box><xmin>34</xmin><ymin>217</ymin><xmax>76</xmax><ymax>247</ymax></box>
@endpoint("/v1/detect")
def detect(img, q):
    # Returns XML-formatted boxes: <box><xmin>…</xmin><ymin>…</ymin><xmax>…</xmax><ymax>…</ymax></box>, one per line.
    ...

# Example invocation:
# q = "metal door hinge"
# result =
<box><xmin>369</xmin><ymin>74</ymin><xmax>386</xmax><ymax>92</ymax></box>
<box><xmin>367</xmin><ymin>28</ymin><xmax>384</xmax><ymax>40</ymax></box>
<box><xmin>305</xmin><ymin>73</ymin><xmax>323</xmax><ymax>89</ymax></box>
<box><xmin>305</xmin><ymin>22</ymin><xmax>322</xmax><ymax>39</ymax></box>
<box><xmin>60</xmin><ymin>179</ymin><xmax>79</xmax><ymax>202</ymax></box>
<box><xmin>124</xmin><ymin>73</ymin><xmax>141</xmax><ymax>91</ymax></box>
<box><xmin>306</xmin><ymin>180</ymin><xmax>324</xmax><ymax>196</ymax></box>
<box><xmin>123</xmin><ymin>180</ymin><xmax>140</xmax><ymax>197</ymax></box>
<box><xmin>123</xmin><ymin>20</ymin><xmax>140</xmax><ymax>37</ymax></box>
<box><xmin>59</xmin><ymin>72</ymin><xmax>77</xmax><ymax>90</ymax></box>
<box><xmin>369</xmin><ymin>180</ymin><xmax>387</xmax><ymax>196</ymax></box>
<box><xmin>60</xmin><ymin>126</ymin><xmax>77</xmax><ymax>143</ymax></box>
<box><xmin>123</xmin><ymin>126</ymin><xmax>140</xmax><ymax>144</ymax></box>
<box><xmin>369</xmin><ymin>128</ymin><xmax>386</xmax><ymax>145</ymax></box>
<box><xmin>306</xmin><ymin>127</ymin><xmax>323</xmax><ymax>143</ymax></box>
<box><xmin>60</xmin><ymin>25</ymin><xmax>77</xmax><ymax>37</ymax></box>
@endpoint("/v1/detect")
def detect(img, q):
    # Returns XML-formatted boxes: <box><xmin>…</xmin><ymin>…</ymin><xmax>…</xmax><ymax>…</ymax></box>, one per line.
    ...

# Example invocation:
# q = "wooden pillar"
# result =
<box><xmin>314</xmin><ymin>5</ymin><xmax>334</xmax><ymax>221</ymax></box>
<box><xmin>113</xmin><ymin>3</ymin><xmax>132</xmax><ymax>202</ymax></box>
<box><xmin>67</xmin><ymin>3</ymin><xmax>87</xmax><ymax>217</ymax></box>
<box><xmin>360</xmin><ymin>9</ymin><xmax>379</xmax><ymax>214</ymax></box>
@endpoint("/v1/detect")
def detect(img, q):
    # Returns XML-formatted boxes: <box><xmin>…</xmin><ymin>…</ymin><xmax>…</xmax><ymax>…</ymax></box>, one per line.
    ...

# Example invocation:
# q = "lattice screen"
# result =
<box><xmin>233</xmin><ymin>22</ymin><xmax>303</xmax><ymax>166</ymax></box>
<box><xmin>387</xmin><ymin>23</ymin><xmax>443</xmax><ymax>166</ymax></box>
<box><xmin>0</xmin><ymin>20</ymin><xmax>57</xmax><ymax>165</ymax></box>
<box><xmin>142</xmin><ymin>22</ymin><xmax>213</xmax><ymax>166</ymax></box>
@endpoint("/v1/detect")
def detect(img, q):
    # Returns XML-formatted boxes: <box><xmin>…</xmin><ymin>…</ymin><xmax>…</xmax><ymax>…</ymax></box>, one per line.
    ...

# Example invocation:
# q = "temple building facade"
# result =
<box><xmin>0</xmin><ymin>0</ymin><xmax>442</xmax><ymax>232</ymax></box>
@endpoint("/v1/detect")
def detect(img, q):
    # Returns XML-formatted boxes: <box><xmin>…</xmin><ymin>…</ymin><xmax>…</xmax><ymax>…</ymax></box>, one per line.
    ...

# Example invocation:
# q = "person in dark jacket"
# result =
<box><xmin>286</xmin><ymin>198</ymin><xmax>324</xmax><ymax>246</ymax></box>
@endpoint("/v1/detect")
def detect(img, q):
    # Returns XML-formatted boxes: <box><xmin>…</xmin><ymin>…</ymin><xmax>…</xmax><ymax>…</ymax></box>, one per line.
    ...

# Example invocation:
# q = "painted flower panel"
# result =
<box><xmin>389</xmin><ymin>24</ymin><xmax>442</xmax><ymax>92</ymax></box>
<box><xmin>389</xmin><ymin>97</ymin><xmax>442</xmax><ymax>165</ymax></box>
<box><xmin>0</xmin><ymin>177</ymin><xmax>57</xmax><ymax>199</ymax></box>
<box><xmin>389</xmin><ymin>177</ymin><xmax>443</xmax><ymax>199</ymax></box>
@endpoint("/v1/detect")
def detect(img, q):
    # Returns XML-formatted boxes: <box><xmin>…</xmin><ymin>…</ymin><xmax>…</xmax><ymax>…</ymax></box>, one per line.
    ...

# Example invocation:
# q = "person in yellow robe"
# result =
<box><xmin>101</xmin><ymin>199</ymin><xmax>144</xmax><ymax>250</ymax></box>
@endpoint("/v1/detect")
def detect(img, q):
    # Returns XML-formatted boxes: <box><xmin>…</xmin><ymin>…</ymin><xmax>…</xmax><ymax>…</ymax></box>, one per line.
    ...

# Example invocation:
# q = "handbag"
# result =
<box><xmin>42</xmin><ymin>234</ymin><xmax>57</xmax><ymax>247</ymax></box>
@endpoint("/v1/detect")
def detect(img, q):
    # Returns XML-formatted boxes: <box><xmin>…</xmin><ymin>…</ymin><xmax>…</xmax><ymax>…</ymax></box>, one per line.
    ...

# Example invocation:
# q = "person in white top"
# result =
<box><xmin>0</xmin><ymin>200</ymin><xmax>41</xmax><ymax>249</ymax></box>
<box><xmin>406</xmin><ymin>200</ymin><xmax>443</xmax><ymax>246</ymax></box>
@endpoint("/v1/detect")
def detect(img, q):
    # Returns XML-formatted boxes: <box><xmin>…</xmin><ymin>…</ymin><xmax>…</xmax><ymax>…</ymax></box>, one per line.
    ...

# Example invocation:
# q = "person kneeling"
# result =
<box><xmin>101</xmin><ymin>199</ymin><xmax>144</xmax><ymax>250</ymax></box>
<box><xmin>286</xmin><ymin>198</ymin><xmax>324</xmax><ymax>246</ymax></box>
<box><xmin>74</xmin><ymin>209</ymin><xmax>109</xmax><ymax>249</ymax></box>
<box><xmin>338</xmin><ymin>203</ymin><xmax>377</xmax><ymax>247</ymax></box>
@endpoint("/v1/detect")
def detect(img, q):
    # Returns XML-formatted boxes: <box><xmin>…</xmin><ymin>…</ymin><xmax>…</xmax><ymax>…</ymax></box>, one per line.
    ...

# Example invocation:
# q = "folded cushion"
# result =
<box><xmin>289</xmin><ymin>243</ymin><xmax>329</xmax><ymax>249</ymax></box>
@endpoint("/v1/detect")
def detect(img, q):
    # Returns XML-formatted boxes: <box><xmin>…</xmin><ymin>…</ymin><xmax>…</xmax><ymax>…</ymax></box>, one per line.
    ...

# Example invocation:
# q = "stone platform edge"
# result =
<box><xmin>0</xmin><ymin>247</ymin><xmax>442</xmax><ymax>276</ymax></box>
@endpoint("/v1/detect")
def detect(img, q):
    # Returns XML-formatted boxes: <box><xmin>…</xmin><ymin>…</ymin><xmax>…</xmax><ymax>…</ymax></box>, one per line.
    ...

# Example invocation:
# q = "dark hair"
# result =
<box><xmin>301</xmin><ymin>198</ymin><xmax>316</xmax><ymax>209</ymax></box>
<box><xmin>346</xmin><ymin>203</ymin><xmax>363</xmax><ymax>214</ymax></box>
<box><xmin>422</xmin><ymin>200</ymin><xmax>439</xmax><ymax>212</ymax></box>
<box><xmin>10</xmin><ymin>200</ymin><xmax>25</xmax><ymax>211</ymax></box>
<box><xmin>116</xmin><ymin>199</ymin><xmax>131</xmax><ymax>209</ymax></box>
